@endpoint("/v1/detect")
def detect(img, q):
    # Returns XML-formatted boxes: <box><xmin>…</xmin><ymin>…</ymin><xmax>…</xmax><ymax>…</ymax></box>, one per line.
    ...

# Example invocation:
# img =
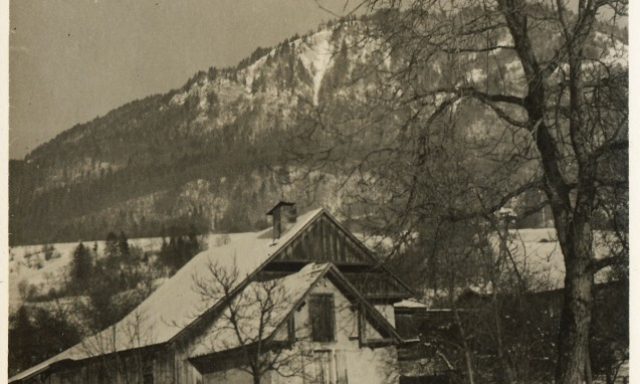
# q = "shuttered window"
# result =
<box><xmin>309</xmin><ymin>294</ymin><xmax>335</xmax><ymax>342</ymax></box>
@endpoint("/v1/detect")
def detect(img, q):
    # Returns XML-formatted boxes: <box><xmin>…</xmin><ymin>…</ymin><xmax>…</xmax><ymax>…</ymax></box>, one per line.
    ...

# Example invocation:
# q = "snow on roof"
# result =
<box><xmin>394</xmin><ymin>299</ymin><xmax>428</xmax><ymax>309</ymax></box>
<box><xmin>492</xmin><ymin>228</ymin><xmax>618</xmax><ymax>291</ymax></box>
<box><xmin>190</xmin><ymin>263</ymin><xmax>331</xmax><ymax>357</ymax></box>
<box><xmin>191</xmin><ymin>261</ymin><xmax>404</xmax><ymax>359</ymax></box>
<box><xmin>10</xmin><ymin>208</ymin><xmax>324</xmax><ymax>383</ymax></box>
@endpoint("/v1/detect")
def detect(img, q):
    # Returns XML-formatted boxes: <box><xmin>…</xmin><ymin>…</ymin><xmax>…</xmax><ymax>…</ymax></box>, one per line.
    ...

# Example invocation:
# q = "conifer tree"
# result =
<box><xmin>118</xmin><ymin>230</ymin><xmax>130</xmax><ymax>259</ymax></box>
<box><xmin>105</xmin><ymin>231</ymin><xmax>119</xmax><ymax>259</ymax></box>
<box><xmin>70</xmin><ymin>242</ymin><xmax>92</xmax><ymax>291</ymax></box>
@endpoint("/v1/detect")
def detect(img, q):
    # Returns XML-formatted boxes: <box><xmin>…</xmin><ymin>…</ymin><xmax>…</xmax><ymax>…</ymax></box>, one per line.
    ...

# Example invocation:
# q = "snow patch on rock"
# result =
<box><xmin>170</xmin><ymin>76</ymin><xmax>212</xmax><ymax>111</ymax></box>
<box><xmin>296</xmin><ymin>30</ymin><xmax>335</xmax><ymax>105</ymax></box>
<box><xmin>242</xmin><ymin>49</ymin><xmax>276</xmax><ymax>93</ymax></box>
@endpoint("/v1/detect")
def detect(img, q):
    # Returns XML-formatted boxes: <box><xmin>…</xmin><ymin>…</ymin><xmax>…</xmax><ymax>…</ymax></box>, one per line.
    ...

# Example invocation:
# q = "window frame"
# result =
<box><xmin>309</xmin><ymin>293</ymin><xmax>336</xmax><ymax>342</ymax></box>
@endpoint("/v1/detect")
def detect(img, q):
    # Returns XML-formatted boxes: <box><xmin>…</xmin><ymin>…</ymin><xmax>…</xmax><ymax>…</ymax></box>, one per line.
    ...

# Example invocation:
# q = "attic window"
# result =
<box><xmin>309</xmin><ymin>294</ymin><xmax>335</xmax><ymax>342</ymax></box>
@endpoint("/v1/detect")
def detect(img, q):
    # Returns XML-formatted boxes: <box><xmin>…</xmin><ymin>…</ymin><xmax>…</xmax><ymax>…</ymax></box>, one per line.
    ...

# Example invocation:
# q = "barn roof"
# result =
<box><xmin>490</xmin><ymin>228</ymin><xmax>620</xmax><ymax>292</ymax></box>
<box><xmin>10</xmin><ymin>208</ymin><xmax>325</xmax><ymax>383</ymax></box>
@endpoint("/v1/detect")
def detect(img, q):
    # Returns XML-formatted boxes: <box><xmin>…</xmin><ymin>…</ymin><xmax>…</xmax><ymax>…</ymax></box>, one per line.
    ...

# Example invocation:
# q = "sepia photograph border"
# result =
<box><xmin>0</xmin><ymin>1</ymin><xmax>638</xmax><ymax>383</ymax></box>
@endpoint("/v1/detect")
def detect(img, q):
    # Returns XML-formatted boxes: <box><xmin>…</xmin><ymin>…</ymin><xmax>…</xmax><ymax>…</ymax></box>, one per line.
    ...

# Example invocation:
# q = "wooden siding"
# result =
<box><xmin>25</xmin><ymin>348</ymin><xmax>175</xmax><ymax>384</ymax></box>
<box><xmin>267</xmin><ymin>214</ymin><xmax>412</xmax><ymax>300</ymax></box>
<box><xmin>257</xmin><ymin>269</ymin><xmax>409</xmax><ymax>300</ymax></box>
<box><xmin>341</xmin><ymin>272</ymin><xmax>411</xmax><ymax>300</ymax></box>
<box><xmin>275</xmin><ymin>215</ymin><xmax>372</xmax><ymax>265</ymax></box>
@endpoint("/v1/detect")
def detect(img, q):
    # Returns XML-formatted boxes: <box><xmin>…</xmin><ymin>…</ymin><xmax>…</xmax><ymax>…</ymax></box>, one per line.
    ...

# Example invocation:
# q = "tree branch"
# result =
<box><xmin>590</xmin><ymin>256</ymin><xmax>622</xmax><ymax>273</ymax></box>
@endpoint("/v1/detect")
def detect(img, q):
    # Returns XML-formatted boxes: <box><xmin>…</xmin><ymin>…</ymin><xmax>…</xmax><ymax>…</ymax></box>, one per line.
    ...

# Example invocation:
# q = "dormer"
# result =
<box><xmin>266</xmin><ymin>201</ymin><xmax>297</xmax><ymax>239</ymax></box>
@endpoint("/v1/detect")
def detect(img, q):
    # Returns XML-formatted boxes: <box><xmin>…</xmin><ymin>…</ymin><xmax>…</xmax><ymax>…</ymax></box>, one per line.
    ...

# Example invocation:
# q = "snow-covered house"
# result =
<box><xmin>10</xmin><ymin>203</ymin><xmax>414</xmax><ymax>384</ymax></box>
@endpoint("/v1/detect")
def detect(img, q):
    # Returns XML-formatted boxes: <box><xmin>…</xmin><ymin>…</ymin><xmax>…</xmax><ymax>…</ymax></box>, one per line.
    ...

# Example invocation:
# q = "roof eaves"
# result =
<box><xmin>8</xmin><ymin>357</ymin><xmax>74</xmax><ymax>383</ymax></box>
<box><xmin>262</xmin><ymin>263</ymin><xmax>332</xmax><ymax>341</ymax></box>
<box><xmin>188</xmin><ymin>263</ymin><xmax>333</xmax><ymax>361</ymax></box>
<box><xmin>324</xmin><ymin>264</ymin><xmax>403</xmax><ymax>342</ymax></box>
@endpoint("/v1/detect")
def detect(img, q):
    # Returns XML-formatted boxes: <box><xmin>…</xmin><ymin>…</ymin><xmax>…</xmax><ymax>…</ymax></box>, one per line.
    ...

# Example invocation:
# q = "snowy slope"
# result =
<box><xmin>8</xmin><ymin>237</ymin><xmax>165</xmax><ymax>312</ymax></box>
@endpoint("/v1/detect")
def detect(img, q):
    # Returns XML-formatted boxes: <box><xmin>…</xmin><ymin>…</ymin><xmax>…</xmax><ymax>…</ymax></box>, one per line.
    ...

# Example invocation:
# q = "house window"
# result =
<box><xmin>309</xmin><ymin>294</ymin><xmax>335</xmax><ymax>342</ymax></box>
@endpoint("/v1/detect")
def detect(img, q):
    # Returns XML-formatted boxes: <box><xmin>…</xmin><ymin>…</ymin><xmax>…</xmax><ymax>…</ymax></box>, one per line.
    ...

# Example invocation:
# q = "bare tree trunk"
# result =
<box><xmin>499</xmin><ymin>0</ymin><xmax>599</xmax><ymax>377</ymax></box>
<box><xmin>492</xmin><ymin>220</ymin><xmax>517</xmax><ymax>384</ymax></box>
<box><xmin>491</xmin><ymin>292</ymin><xmax>516</xmax><ymax>384</ymax></box>
<box><xmin>585</xmin><ymin>353</ymin><xmax>593</xmax><ymax>384</ymax></box>
<box><xmin>452</xmin><ymin>304</ymin><xmax>475</xmax><ymax>384</ymax></box>
<box><xmin>554</xmin><ymin>222</ymin><xmax>595</xmax><ymax>384</ymax></box>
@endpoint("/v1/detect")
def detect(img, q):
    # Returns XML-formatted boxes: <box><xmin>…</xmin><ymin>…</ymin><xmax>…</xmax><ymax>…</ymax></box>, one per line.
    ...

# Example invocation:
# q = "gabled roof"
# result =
<box><xmin>190</xmin><ymin>263</ymin><xmax>331</xmax><ymax>357</ymax></box>
<box><xmin>189</xmin><ymin>262</ymin><xmax>402</xmax><ymax>359</ymax></box>
<box><xmin>10</xmin><ymin>207</ymin><xmax>409</xmax><ymax>383</ymax></box>
<box><xmin>319</xmin><ymin>210</ymin><xmax>415</xmax><ymax>297</ymax></box>
<box><xmin>489</xmin><ymin>228</ymin><xmax>618</xmax><ymax>292</ymax></box>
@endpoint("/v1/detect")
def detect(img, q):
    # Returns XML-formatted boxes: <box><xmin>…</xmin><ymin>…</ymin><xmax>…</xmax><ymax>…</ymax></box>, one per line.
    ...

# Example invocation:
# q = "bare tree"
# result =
<box><xmin>401</xmin><ymin>213</ymin><xmax>591</xmax><ymax>384</ymax></box>
<box><xmin>51</xmin><ymin>241</ymin><xmax>159</xmax><ymax>384</ymax></box>
<box><xmin>291</xmin><ymin>1</ymin><xmax>627</xmax><ymax>383</ymax></box>
<box><xmin>73</xmin><ymin>308</ymin><xmax>155</xmax><ymax>384</ymax></box>
<box><xmin>191</xmin><ymin>259</ymin><xmax>401</xmax><ymax>384</ymax></box>
<box><xmin>191</xmin><ymin>261</ymin><xmax>317</xmax><ymax>384</ymax></box>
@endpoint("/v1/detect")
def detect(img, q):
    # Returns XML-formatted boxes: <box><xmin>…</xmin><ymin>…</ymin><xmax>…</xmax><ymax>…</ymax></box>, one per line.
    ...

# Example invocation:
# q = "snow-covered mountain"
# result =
<box><xmin>9</xmin><ymin>15</ymin><xmax>627</xmax><ymax>246</ymax></box>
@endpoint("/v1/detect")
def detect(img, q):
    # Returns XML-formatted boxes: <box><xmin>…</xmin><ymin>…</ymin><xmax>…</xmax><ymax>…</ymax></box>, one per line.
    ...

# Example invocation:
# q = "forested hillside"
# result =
<box><xmin>9</xmin><ymin>12</ymin><xmax>626</xmax><ymax>245</ymax></box>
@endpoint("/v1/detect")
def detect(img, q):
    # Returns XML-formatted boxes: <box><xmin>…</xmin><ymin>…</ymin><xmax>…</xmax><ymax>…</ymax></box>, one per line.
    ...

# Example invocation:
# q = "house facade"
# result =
<box><xmin>10</xmin><ymin>203</ymin><xmax>414</xmax><ymax>384</ymax></box>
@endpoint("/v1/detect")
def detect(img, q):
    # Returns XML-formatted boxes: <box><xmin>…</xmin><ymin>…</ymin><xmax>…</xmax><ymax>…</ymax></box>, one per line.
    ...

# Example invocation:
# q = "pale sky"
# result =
<box><xmin>9</xmin><ymin>1</ymin><xmax>627</xmax><ymax>160</ymax></box>
<box><xmin>9</xmin><ymin>0</ymin><xmax>352</xmax><ymax>159</ymax></box>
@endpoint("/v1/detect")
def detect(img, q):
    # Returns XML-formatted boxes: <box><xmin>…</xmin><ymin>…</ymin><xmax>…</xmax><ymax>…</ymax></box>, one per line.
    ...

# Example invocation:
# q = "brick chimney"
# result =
<box><xmin>266</xmin><ymin>201</ymin><xmax>297</xmax><ymax>239</ymax></box>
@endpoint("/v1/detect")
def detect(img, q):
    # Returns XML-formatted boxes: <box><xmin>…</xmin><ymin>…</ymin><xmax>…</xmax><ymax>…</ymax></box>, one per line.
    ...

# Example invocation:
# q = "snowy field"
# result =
<box><xmin>8</xmin><ymin>237</ymin><xmax>166</xmax><ymax>312</ymax></box>
<box><xmin>9</xmin><ymin>227</ymin><xmax>616</xmax><ymax>313</ymax></box>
